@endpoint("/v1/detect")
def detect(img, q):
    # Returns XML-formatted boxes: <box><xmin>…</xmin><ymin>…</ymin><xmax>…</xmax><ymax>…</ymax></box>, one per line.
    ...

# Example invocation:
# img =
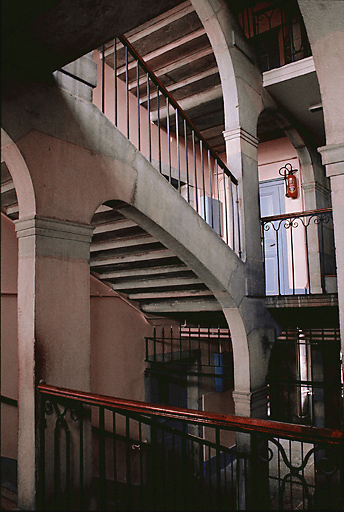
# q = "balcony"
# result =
<box><xmin>235</xmin><ymin>0</ymin><xmax>311</xmax><ymax>73</ymax></box>
<box><xmin>261</xmin><ymin>208</ymin><xmax>338</xmax><ymax>328</ymax></box>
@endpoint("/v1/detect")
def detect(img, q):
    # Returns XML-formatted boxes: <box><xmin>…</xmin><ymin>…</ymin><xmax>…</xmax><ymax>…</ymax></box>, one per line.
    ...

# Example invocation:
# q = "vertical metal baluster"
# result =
<box><xmin>208</xmin><ymin>150</ymin><xmax>214</xmax><ymax>229</ymax></box>
<box><xmin>181</xmin><ymin>422</ymin><xmax>188</xmax><ymax>507</ymax></box>
<box><xmin>208</xmin><ymin>445</ymin><xmax>212</xmax><ymax>503</ymax></box>
<box><xmin>161</xmin><ymin>428</ymin><xmax>166</xmax><ymax>505</ymax></box>
<box><xmin>79</xmin><ymin>405</ymin><xmax>84</xmax><ymax>510</ymax></box>
<box><xmin>126</xmin><ymin>416</ymin><xmax>131</xmax><ymax>509</ymax></box>
<box><xmin>157</xmin><ymin>86</ymin><xmax>161</xmax><ymax>173</ymax></box>
<box><xmin>276</xmin><ymin>224</ymin><xmax>281</xmax><ymax>295</ymax></box>
<box><xmin>180</xmin><ymin>324</ymin><xmax>182</xmax><ymax>361</ymax></box>
<box><xmin>281</xmin><ymin>4</ymin><xmax>287</xmax><ymax>65</ymax></box>
<box><xmin>192</xmin><ymin>131</ymin><xmax>198</xmax><ymax>213</ymax></box>
<box><xmin>101</xmin><ymin>45</ymin><xmax>105</xmax><ymax>114</ymax></box>
<box><xmin>216</xmin><ymin>428</ymin><xmax>221</xmax><ymax>510</ymax></box>
<box><xmin>151</xmin><ymin>417</ymin><xmax>157</xmax><ymax>509</ymax></box>
<box><xmin>176</xmin><ymin>110</ymin><xmax>180</xmax><ymax>193</ymax></box>
<box><xmin>99</xmin><ymin>407</ymin><xmax>106</xmax><ymax>509</ymax></box>
<box><xmin>184</xmin><ymin>119</ymin><xmax>190</xmax><ymax>203</ymax></box>
<box><xmin>139</xmin><ymin>420</ymin><xmax>143</xmax><ymax>506</ymax></box>
<box><xmin>54</xmin><ymin>416</ymin><xmax>60</xmax><ymax>509</ymax></box>
<box><xmin>125</xmin><ymin>45</ymin><xmax>129</xmax><ymax>139</ymax></box>
<box><xmin>114</xmin><ymin>39</ymin><xmax>117</xmax><ymax>127</ymax></box>
<box><xmin>208</xmin><ymin>326</ymin><xmax>211</xmax><ymax>367</ymax></box>
<box><xmin>113</xmin><ymin>412</ymin><xmax>118</xmax><ymax>510</ymax></box>
<box><xmin>235</xmin><ymin>184</ymin><xmax>242</xmax><ymax>257</ymax></box>
<box><xmin>158</xmin><ymin>327</ymin><xmax>162</xmax><ymax>363</ymax></box>
<box><xmin>172</xmin><ymin>433</ymin><xmax>177</xmax><ymax>510</ymax></box>
<box><xmin>223</xmin><ymin>171</ymin><xmax>229</xmax><ymax>245</ymax></box>
<box><xmin>320</xmin><ymin>214</ymin><xmax>326</xmax><ymax>293</ymax></box>
<box><xmin>215</xmin><ymin>160</ymin><xmax>221</xmax><ymax>236</ymax></box>
<box><xmin>147</xmin><ymin>73</ymin><xmax>151</xmax><ymax>162</ymax></box>
<box><xmin>137</xmin><ymin>60</ymin><xmax>140</xmax><ymax>151</ymax></box>
<box><xmin>162</xmin><ymin>326</ymin><xmax>165</xmax><ymax>363</ymax></box>
<box><xmin>309</xmin><ymin>332</ymin><xmax>315</xmax><ymax>425</ymax></box>
<box><xmin>262</xmin><ymin>221</ymin><xmax>266</xmax><ymax>294</ymax></box>
<box><xmin>167</xmin><ymin>98</ymin><xmax>171</xmax><ymax>183</ymax></box>
<box><xmin>189</xmin><ymin>325</ymin><xmax>191</xmax><ymax>358</ymax></box>
<box><xmin>198</xmin><ymin>325</ymin><xmax>201</xmax><ymax>363</ymax></box>
<box><xmin>39</xmin><ymin>396</ymin><xmax>46</xmax><ymax>510</ymax></box>
<box><xmin>289</xmin><ymin>440</ymin><xmax>293</xmax><ymax>507</ymax></box>
<box><xmin>290</xmin><ymin>219</ymin><xmax>296</xmax><ymax>294</ymax></box>
<box><xmin>66</xmin><ymin>417</ymin><xmax>71</xmax><ymax>510</ymax></box>
<box><xmin>200</xmin><ymin>141</ymin><xmax>206</xmax><ymax>222</ymax></box>
<box><xmin>170</xmin><ymin>325</ymin><xmax>173</xmax><ymax>361</ymax></box>
<box><xmin>229</xmin><ymin>178</ymin><xmax>234</xmax><ymax>248</ymax></box>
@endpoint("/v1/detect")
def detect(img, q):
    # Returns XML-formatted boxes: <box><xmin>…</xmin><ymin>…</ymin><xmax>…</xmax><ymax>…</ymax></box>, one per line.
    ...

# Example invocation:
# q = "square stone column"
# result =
<box><xmin>223</xmin><ymin>127</ymin><xmax>264</xmax><ymax>296</ymax></box>
<box><xmin>15</xmin><ymin>216</ymin><xmax>93</xmax><ymax>510</ymax></box>
<box><xmin>318</xmin><ymin>143</ymin><xmax>344</xmax><ymax>353</ymax></box>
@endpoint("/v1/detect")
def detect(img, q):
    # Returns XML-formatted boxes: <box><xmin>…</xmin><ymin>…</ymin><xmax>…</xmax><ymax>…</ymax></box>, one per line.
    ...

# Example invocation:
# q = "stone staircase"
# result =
<box><xmin>90</xmin><ymin>203</ymin><xmax>220</xmax><ymax>315</ymax></box>
<box><xmin>1</xmin><ymin>164</ymin><xmax>221</xmax><ymax>318</ymax></box>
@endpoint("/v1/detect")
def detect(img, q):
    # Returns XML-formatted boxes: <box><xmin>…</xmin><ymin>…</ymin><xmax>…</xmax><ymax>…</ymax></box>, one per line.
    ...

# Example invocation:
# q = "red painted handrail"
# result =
<box><xmin>38</xmin><ymin>383</ymin><xmax>343</xmax><ymax>445</ymax></box>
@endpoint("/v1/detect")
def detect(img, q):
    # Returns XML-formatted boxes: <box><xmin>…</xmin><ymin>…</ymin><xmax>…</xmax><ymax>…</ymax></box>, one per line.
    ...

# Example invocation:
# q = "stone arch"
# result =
<box><xmin>90</xmin><ymin>194</ymin><xmax>251</xmax><ymax>393</ymax></box>
<box><xmin>1</xmin><ymin>128</ymin><xmax>36</xmax><ymax>219</ymax></box>
<box><xmin>257</xmin><ymin>107</ymin><xmax>330</xmax><ymax>210</ymax></box>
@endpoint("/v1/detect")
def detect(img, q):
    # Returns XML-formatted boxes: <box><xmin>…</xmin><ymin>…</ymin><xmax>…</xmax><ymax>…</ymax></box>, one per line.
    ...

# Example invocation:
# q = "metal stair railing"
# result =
<box><xmin>37</xmin><ymin>383</ymin><xmax>343</xmax><ymax>511</ymax></box>
<box><xmin>95</xmin><ymin>35</ymin><xmax>242</xmax><ymax>257</ymax></box>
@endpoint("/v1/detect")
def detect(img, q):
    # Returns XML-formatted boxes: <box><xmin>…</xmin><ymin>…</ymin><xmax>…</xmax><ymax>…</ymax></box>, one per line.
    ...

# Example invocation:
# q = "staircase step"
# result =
<box><xmin>90</xmin><ymin>248</ymin><xmax>175</xmax><ymax>268</ymax></box>
<box><xmin>97</xmin><ymin>263</ymin><xmax>191</xmax><ymax>280</ymax></box>
<box><xmin>90</xmin><ymin>234</ymin><xmax>159</xmax><ymax>251</ymax></box>
<box><xmin>128</xmin><ymin>288</ymin><xmax>213</xmax><ymax>300</ymax></box>
<box><xmin>92</xmin><ymin>219</ymin><xmax>139</xmax><ymax>234</ymax></box>
<box><xmin>112</xmin><ymin>275</ymin><xmax>203</xmax><ymax>291</ymax></box>
<box><xmin>141</xmin><ymin>297</ymin><xmax>221</xmax><ymax>313</ymax></box>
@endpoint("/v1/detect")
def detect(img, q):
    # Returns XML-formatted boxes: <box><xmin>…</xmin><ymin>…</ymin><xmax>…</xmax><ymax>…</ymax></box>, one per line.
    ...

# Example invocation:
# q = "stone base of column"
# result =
<box><xmin>232</xmin><ymin>386</ymin><xmax>268</xmax><ymax>419</ymax></box>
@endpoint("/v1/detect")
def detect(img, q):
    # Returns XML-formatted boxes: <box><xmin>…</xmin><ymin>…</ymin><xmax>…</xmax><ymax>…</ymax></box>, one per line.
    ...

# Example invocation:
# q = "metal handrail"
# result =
<box><xmin>261</xmin><ymin>207</ymin><xmax>336</xmax><ymax>295</ymax></box>
<box><xmin>261</xmin><ymin>207</ymin><xmax>332</xmax><ymax>223</ymax></box>
<box><xmin>38</xmin><ymin>383</ymin><xmax>343</xmax><ymax>445</ymax></box>
<box><xmin>119</xmin><ymin>35</ymin><xmax>237</xmax><ymax>186</ymax></box>
<box><xmin>96</xmin><ymin>35</ymin><xmax>242</xmax><ymax>255</ymax></box>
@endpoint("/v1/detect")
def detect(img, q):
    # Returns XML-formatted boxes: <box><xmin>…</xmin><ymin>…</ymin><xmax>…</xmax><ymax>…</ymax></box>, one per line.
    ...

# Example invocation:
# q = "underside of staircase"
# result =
<box><xmin>1</xmin><ymin>163</ymin><xmax>225</xmax><ymax>325</ymax></box>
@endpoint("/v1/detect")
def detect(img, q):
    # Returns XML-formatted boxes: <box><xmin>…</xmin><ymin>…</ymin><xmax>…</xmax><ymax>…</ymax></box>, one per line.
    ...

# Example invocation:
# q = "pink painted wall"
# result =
<box><xmin>1</xmin><ymin>213</ymin><xmax>178</xmax><ymax>462</ymax></box>
<box><xmin>1</xmin><ymin>213</ymin><xmax>18</xmax><ymax>461</ymax></box>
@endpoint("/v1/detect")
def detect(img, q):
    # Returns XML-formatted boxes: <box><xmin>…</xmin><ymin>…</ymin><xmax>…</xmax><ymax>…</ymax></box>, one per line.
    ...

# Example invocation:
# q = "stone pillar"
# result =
<box><xmin>318</xmin><ymin>144</ymin><xmax>344</xmax><ymax>351</ymax></box>
<box><xmin>15</xmin><ymin>216</ymin><xmax>93</xmax><ymax>510</ymax></box>
<box><xmin>232</xmin><ymin>386</ymin><xmax>269</xmax><ymax>419</ymax></box>
<box><xmin>223</xmin><ymin>127</ymin><xmax>265</xmax><ymax>296</ymax></box>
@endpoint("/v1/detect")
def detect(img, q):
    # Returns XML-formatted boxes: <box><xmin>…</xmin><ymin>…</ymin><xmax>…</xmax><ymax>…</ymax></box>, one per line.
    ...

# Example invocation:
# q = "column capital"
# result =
<box><xmin>223</xmin><ymin>127</ymin><xmax>259</xmax><ymax>148</ymax></box>
<box><xmin>301</xmin><ymin>180</ymin><xmax>331</xmax><ymax>197</ymax></box>
<box><xmin>318</xmin><ymin>143</ymin><xmax>344</xmax><ymax>177</ymax></box>
<box><xmin>232</xmin><ymin>386</ymin><xmax>268</xmax><ymax>418</ymax></box>
<box><xmin>15</xmin><ymin>216</ymin><xmax>93</xmax><ymax>260</ymax></box>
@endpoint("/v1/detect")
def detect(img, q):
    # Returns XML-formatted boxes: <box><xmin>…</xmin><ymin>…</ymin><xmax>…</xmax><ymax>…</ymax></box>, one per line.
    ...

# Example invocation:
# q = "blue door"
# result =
<box><xmin>260</xmin><ymin>180</ymin><xmax>288</xmax><ymax>295</ymax></box>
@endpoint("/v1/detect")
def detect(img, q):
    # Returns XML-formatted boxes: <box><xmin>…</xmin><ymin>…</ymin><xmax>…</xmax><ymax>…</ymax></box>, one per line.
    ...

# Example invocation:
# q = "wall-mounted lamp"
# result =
<box><xmin>279</xmin><ymin>162</ymin><xmax>298</xmax><ymax>199</ymax></box>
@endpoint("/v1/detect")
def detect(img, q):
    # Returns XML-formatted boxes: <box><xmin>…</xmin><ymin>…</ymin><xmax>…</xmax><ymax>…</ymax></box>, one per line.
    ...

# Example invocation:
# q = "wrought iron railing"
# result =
<box><xmin>37</xmin><ymin>383</ymin><xmax>343</xmax><ymax>510</ymax></box>
<box><xmin>261</xmin><ymin>208</ymin><xmax>336</xmax><ymax>295</ymax></box>
<box><xmin>268</xmin><ymin>328</ymin><xmax>343</xmax><ymax>429</ymax></box>
<box><xmin>94</xmin><ymin>36</ymin><xmax>242</xmax><ymax>256</ymax></box>
<box><xmin>234</xmin><ymin>0</ymin><xmax>311</xmax><ymax>72</ymax></box>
